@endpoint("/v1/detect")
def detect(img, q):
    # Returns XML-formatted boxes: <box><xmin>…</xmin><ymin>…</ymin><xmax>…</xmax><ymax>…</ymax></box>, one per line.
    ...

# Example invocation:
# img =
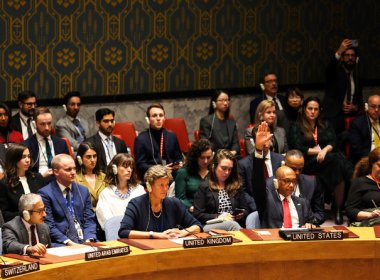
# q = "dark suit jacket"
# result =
<box><xmin>2</xmin><ymin>216</ymin><xmax>51</xmax><ymax>254</ymax></box>
<box><xmin>238</xmin><ymin>152</ymin><xmax>284</xmax><ymax>212</ymax></box>
<box><xmin>23</xmin><ymin>134</ymin><xmax>70</xmax><ymax>173</ymax></box>
<box><xmin>10</xmin><ymin>113</ymin><xmax>23</xmax><ymax>134</ymax></box>
<box><xmin>249</xmin><ymin>94</ymin><xmax>286</xmax><ymax>123</ymax></box>
<box><xmin>266</xmin><ymin>174</ymin><xmax>325</xmax><ymax>225</ymax></box>
<box><xmin>348</xmin><ymin>114</ymin><xmax>371</xmax><ymax>163</ymax></box>
<box><xmin>251</xmin><ymin>156</ymin><xmax>313</xmax><ymax>228</ymax></box>
<box><xmin>38</xmin><ymin>180</ymin><xmax>97</xmax><ymax>245</ymax></box>
<box><xmin>0</xmin><ymin>173</ymin><xmax>45</xmax><ymax>222</ymax></box>
<box><xmin>134</xmin><ymin>129</ymin><xmax>183</xmax><ymax>179</ymax></box>
<box><xmin>193</xmin><ymin>182</ymin><xmax>248</xmax><ymax>224</ymax></box>
<box><xmin>199</xmin><ymin>114</ymin><xmax>240</xmax><ymax>154</ymax></box>
<box><xmin>87</xmin><ymin>132</ymin><xmax>129</xmax><ymax>172</ymax></box>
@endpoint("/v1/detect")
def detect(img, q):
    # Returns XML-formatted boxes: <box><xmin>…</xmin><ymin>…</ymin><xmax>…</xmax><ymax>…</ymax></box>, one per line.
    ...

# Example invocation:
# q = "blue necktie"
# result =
<box><xmin>73</xmin><ymin>118</ymin><xmax>85</xmax><ymax>142</ymax></box>
<box><xmin>65</xmin><ymin>187</ymin><xmax>79</xmax><ymax>243</ymax></box>
<box><xmin>44</xmin><ymin>137</ymin><xmax>53</xmax><ymax>168</ymax></box>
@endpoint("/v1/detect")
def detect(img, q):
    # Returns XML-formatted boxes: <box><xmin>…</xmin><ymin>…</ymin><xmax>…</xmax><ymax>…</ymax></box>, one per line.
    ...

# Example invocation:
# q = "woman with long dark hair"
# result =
<box><xmin>0</xmin><ymin>103</ymin><xmax>23</xmax><ymax>145</ymax></box>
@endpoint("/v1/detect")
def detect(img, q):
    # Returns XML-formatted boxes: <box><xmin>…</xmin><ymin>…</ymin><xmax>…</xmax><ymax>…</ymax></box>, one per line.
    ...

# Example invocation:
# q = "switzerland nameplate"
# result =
<box><xmin>183</xmin><ymin>236</ymin><xmax>233</xmax><ymax>248</ymax></box>
<box><xmin>291</xmin><ymin>231</ymin><xmax>343</xmax><ymax>241</ymax></box>
<box><xmin>85</xmin><ymin>246</ymin><xmax>130</xmax><ymax>261</ymax></box>
<box><xmin>1</xmin><ymin>262</ymin><xmax>40</xmax><ymax>278</ymax></box>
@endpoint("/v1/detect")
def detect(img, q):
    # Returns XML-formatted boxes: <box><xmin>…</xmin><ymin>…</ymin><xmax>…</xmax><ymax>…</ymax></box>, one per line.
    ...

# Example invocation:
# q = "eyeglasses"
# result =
<box><xmin>279</xmin><ymin>178</ymin><xmax>297</xmax><ymax>185</ymax></box>
<box><xmin>23</xmin><ymin>102</ymin><xmax>37</xmax><ymax>107</ymax></box>
<box><xmin>30</xmin><ymin>208</ymin><xmax>46</xmax><ymax>214</ymax></box>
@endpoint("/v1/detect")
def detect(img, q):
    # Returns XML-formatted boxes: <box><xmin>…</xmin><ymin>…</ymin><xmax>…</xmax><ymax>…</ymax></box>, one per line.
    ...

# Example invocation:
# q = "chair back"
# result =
<box><xmin>113</xmin><ymin>122</ymin><xmax>137</xmax><ymax>156</ymax></box>
<box><xmin>62</xmin><ymin>137</ymin><xmax>74</xmax><ymax>159</ymax></box>
<box><xmin>104</xmin><ymin>215</ymin><xmax>123</xmax><ymax>241</ymax></box>
<box><xmin>163</xmin><ymin>118</ymin><xmax>192</xmax><ymax>153</ymax></box>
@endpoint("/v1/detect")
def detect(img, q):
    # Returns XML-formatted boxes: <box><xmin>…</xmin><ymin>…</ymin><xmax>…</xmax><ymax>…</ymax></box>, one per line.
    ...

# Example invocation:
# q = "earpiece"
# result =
<box><xmin>77</xmin><ymin>156</ymin><xmax>83</xmax><ymax>166</ymax></box>
<box><xmin>365</xmin><ymin>103</ymin><xmax>368</xmax><ymax>111</ymax></box>
<box><xmin>281</xmin><ymin>161</ymin><xmax>285</xmax><ymax>166</ymax></box>
<box><xmin>112</xmin><ymin>164</ymin><xmax>118</xmax><ymax>175</ymax></box>
<box><xmin>145</xmin><ymin>116</ymin><xmax>150</xmax><ymax>125</ymax></box>
<box><xmin>260</xmin><ymin>83</ymin><xmax>265</xmax><ymax>91</ymax></box>
<box><xmin>212</xmin><ymin>101</ymin><xmax>216</xmax><ymax>109</ymax></box>
<box><xmin>23</xmin><ymin>210</ymin><xmax>30</xmax><ymax>221</ymax></box>
<box><xmin>62</xmin><ymin>104</ymin><xmax>67</xmax><ymax>112</ymax></box>
<box><xmin>146</xmin><ymin>182</ymin><xmax>152</xmax><ymax>192</ymax></box>
<box><xmin>273</xmin><ymin>178</ymin><xmax>278</xmax><ymax>189</ymax></box>
<box><xmin>356</xmin><ymin>57</ymin><xmax>359</xmax><ymax>64</ymax></box>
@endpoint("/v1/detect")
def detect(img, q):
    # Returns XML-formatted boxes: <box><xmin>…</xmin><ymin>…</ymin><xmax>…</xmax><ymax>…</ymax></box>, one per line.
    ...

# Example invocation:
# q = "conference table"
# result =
<box><xmin>2</xmin><ymin>227</ymin><xmax>380</xmax><ymax>280</ymax></box>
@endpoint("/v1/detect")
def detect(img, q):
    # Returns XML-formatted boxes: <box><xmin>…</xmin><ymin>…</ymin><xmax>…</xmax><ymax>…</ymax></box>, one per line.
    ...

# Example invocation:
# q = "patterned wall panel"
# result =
<box><xmin>0</xmin><ymin>0</ymin><xmax>379</xmax><ymax>101</ymax></box>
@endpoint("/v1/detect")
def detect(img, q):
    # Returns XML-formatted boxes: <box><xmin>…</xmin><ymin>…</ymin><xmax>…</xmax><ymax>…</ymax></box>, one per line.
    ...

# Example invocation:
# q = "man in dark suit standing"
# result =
<box><xmin>134</xmin><ymin>103</ymin><xmax>183</xmax><ymax>179</ymax></box>
<box><xmin>349</xmin><ymin>94</ymin><xmax>380</xmax><ymax>164</ymax></box>
<box><xmin>266</xmin><ymin>149</ymin><xmax>325</xmax><ymax>225</ymax></box>
<box><xmin>24</xmin><ymin>107</ymin><xmax>69</xmax><ymax>177</ymax></box>
<box><xmin>11</xmin><ymin>90</ymin><xmax>37</xmax><ymax>140</ymax></box>
<box><xmin>249</xmin><ymin>73</ymin><xmax>287</xmax><ymax>127</ymax></box>
<box><xmin>38</xmin><ymin>154</ymin><xmax>97</xmax><ymax>246</ymax></box>
<box><xmin>87</xmin><ymin>108</ymin><xmax>129</xmax><ymax>172</ymax></box>
<box><xmin>2</xmin><ymin>193</ymin><xmax>51</xmax><ymax>255</ymax></box>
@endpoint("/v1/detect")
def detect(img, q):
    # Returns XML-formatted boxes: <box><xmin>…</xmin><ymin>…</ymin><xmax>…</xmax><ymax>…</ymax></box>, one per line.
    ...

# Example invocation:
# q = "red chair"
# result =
<box><xmin>113</xmin><ymin>122</ymin><xmax>137</xmax><ymax>156</ymax></box>
<box><xmin>62</xmin><ymin>137</ymin><xmax>74</xmax><ymax>159</ymax></box>
<box><xmin>240</xmin><ymin>138</ymin><xmax>247</xmax><ymax>158</ymax></box>
<box><xmin>163</xmin><ymin>118</ymin><xmax>192</xmax><ymax>153</ymax></box>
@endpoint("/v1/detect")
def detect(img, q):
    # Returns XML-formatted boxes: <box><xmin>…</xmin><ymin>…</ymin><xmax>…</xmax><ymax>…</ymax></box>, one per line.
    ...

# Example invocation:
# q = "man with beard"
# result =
<box><xmin>11</xmin><ymin>91</ymin><xmax>37</xmax><ymax>140</ymax></box>
<box><xmin>322</xmin><ymin>39</ymin><xmax>363</xmax><ymax>135</ymax></box>
<box><xmin>134</xmin><ymin>103</ymin><xmax>183</xmax><ymax>179</ymax></box>
<box><xmin>87</xmin><ymin>108</ymin><xmax>129</xmax><ymax>171</ymax></box>
<box><xmin>56</xmin><ymin>91</ymin><xmax>90</xmax><ymax>153</ymax></box>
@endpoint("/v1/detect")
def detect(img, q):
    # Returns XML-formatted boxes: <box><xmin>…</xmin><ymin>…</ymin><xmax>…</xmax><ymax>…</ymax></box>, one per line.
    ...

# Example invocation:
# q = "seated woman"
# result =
<box><xmin>288</xmin><ymin>96</ymin><xmax>352</xmax><ymax>224</ymax></box>
<box><xmin>193</xmin><ymin>149</ymin><xmax>248</xmax><ymax>231</ymax></box>
<box><xmin>284</xmin><ymin>87</ymin><xmax>303</xmax><ymax>125</ymax></box>
<box><xmin>75</xmin><ymin>141</ymin><xmax>106</xmax><ymax>209</ymax></box>
<box><xmin>175</xmin><ymin>139</ymin><xmax>213</xmax><ymax>212</ymax></box>
<box><xmin>199</xmin><ymin>90</ymin><xmax>240</xmax><ymax>155</ymax></box>
<box><xmin>118</xmin><ymin>165</ymin><xmax>202</xmax><ymax>239</ymax></box>
<box><xmin>245</xmin><ymin>100</ymin><xmax>288</xmax><ymax>155</ymax></box>
<box><xmin>346</xmin><ymin>148</ymin><xmax>380</xmax><ymax>224</ymax></box>
<box><xmin>96</xmin><ymin>153</ymin><xmax>145</xmax><ymax>230</ymax></box>
<box><xmin>0</xmin><ymin>143</ymin><xmax>44</xmax><ymax>222</ymax></box>
<box><xmin>0</xmin><ymin>103</ymin><xmax>23</xmax><ymax>146</ymax></box>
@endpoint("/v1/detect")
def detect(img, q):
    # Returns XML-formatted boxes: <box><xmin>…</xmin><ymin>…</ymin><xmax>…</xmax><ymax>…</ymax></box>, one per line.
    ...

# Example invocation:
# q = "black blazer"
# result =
<box><xmin>193</xmin><ymin>182</ymin><xmax>248</xmax><ymax>224</ymax></box>
<box><xmin>0</xmin><ymin>173</ymin><xmax>45</xmax><ymax>222</ymax></box>
<box><xmin>348</xmin><ymin>114</ymin><xmax>372</xmax><ymax>164</ymax></box>
<box><xmin>23</xmin><ymin>134</ymin><xmax>70</xmax><ymax>173</ymax></box>
<box><xmin>10</xmin><ymin>113</ymin><xmax>22</xmax><ymax>134</ymax></box>
<box><xmin>87</xmin><ymin>132</ymin><xmax>129</xmax><ymax>172</ymax></box>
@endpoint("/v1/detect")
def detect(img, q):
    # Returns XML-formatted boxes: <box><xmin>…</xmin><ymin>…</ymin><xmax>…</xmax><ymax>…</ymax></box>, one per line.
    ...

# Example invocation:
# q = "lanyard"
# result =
<box><xmin>160</xmin><ymin>132</ymin><xmax>164</xmax><ymax>160</ymax></box>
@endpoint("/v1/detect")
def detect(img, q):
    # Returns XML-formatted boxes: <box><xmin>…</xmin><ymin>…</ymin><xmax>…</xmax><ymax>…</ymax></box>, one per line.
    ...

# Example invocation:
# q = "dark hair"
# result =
<box><xmin>208</xmin><ymin>90</ymin><xmax>231</xmax><ymax>118</ymax></box>
<box><xmin>0</xmin><ymin>103</ymin><xmax>12</xmax><ymax>130</ymax></box>
<box><xmin>286</xmin><ymin>87</ymin><xmax>304</xmax><ymax>100</ymax></box>
<box><xmin>34</xmin><ymin>107</ymin><xmax>51</xmax><ymax>120</ymax></box>
<box><xmin>146</xmin><ymin>103</ymin><xmax>165</xmax><ymax>118</ymax></box>
<box><xmin>208</xmin><ymin>149</ymin><xmax>240</xmax><ymax>196</ymax></box>
<box><xmin>5</xmin><ymin>143</ymin><xmax>35</xmax><ymax>189</ymax></box>
<box><xmin>17</xmin><ymin>90</ymin><xmax>36</xmax><ymax>103</ymax></box>
<box><xmin>63</xmin><ymin>91</ymin><xmax>81</xmax><ymax>106</ymax></box>
<box><xmin>95</xmin><ymin>108</ymin><xmax>115</xmax><ymax>122</ymax></box>
<box><xmin>104</xmin><ymin>153</ymin><xmax>140</xmax><ymax>187</ymax></box>
<box><xmin>262</xmin><ymin>72</ymin><xmax>277</xmax><ymax>83</ymax></box>
<box><xmin>76</xmin><ymin>141</ymin><xmax>100</xmax><ymax>175</ymax></box>
<box><xmin>352</xmin><ymin>156</ymin><xmax>370</xmax><ymax>179</ymax></box>
<box><xmin>297</xmin><ymin>96</ymin><xmax>326</xmax><ymax>141</ymax></box>
<box><xmin>186</xmin><ymin>139</ymin><xmax>213</xmax><ymax>176</ymax></box>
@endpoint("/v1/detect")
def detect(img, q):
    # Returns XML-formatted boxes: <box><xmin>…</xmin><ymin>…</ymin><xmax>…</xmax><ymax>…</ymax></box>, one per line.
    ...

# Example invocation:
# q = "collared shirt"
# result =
<box><xmin>21</xmin><ymin>218</ymin><xmax>39</xmax><ymax>255</ymax></box>
<box><xmin>98</xmin><ymin>131</ymin><xmax>116</xmax><ymax>164</ymax></box>
<box><xmin>279</xmin><ymin>193</ymin><xmax>299</xmax><ymax>228</ymax></box>
<box><xmin>19</xmin><ymin>112</ymin><xmax>36</xmax><ymax>140</ymax></box>
<box><xmin>264</xmin><ymin>152</ymin><xmax>273</xmax><ymax>178</ymax></box>
<box><xmin>19</xmin><ymin>176</ymin><xmax>31</xmax><ymax>194</ymax></box>
<box><xmin>36</xmin><ymin>133</ymin><xmax>55</xmax><ymax>174</ymax></box>
<box><xmin>265</xmin><ymin>94</ymin><xmax>283</xmax><ymax>110</ymax></box>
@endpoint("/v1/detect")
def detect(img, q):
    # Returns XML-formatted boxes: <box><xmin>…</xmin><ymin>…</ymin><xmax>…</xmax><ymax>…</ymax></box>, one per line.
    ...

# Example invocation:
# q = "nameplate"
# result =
<box><xmin>1</xmin><ymin>262</ymin><xmax>40</xmax><ymax>278</ymax></box>
<box><xmin>85</xmin><ymin>246</ymin><xmax>130</xmax><ymax>261</ymax></box>
<box><xmin>183</xmin><ymin>236</ymin><xmax>233</xmax><ymax>248</ymax></box>
<box><xmin>290</xmin><ymin>231</ymin><xmax>343</xmax><ymax>241</ymax></box>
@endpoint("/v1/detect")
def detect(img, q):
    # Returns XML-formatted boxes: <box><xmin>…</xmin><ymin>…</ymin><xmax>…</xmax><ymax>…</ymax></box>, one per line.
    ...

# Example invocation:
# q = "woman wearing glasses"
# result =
<box><xmin>0</xmin><ymin>143</ymin><xmax>44</xmax><ymax>222</ymax></box>
<box><xmin>199</xmin><ymin>90</ymin><xmax>240</xmax><ymax>156</ymax></box>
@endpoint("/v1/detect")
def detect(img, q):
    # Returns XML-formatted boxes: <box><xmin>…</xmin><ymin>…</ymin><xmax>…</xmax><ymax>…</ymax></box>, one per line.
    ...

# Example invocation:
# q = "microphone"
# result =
<box><xmin>176</xmin><ymin>225</ymin><xmax>201</xmax><ymax>239</ymax></box>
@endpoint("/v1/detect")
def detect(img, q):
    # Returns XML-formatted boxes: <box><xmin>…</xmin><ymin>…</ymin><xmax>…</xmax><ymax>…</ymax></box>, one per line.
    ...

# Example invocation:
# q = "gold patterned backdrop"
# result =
<box><xmin>0</xmin><ymin>0</ymin><xmax>378</xmax><ymax>101</ymax></box>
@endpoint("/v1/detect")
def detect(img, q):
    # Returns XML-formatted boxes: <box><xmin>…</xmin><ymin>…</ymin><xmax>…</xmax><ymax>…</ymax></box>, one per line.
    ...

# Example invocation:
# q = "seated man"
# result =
<box><xmin>251</xmin><ymin>122</ymin><xmax>313</xmax><ymax>228</ymax></box>
<box><xmin>87</xmin><ymin>108</ymin><xmax>129</xmax><ymax>171</ymax></box>
<box><xmin>56</xmin><ymin>91</ymin><xmax>90</xmax><ymax>153</ymax></box>
<box><xmin>349</xmin><ymin>94</ymin><xmax>380</xmax><ymax>164</ymax></box>
<box><xmin>11</xmin><ymin>90</ymin><xmax>37</xmax><ymax>140</ymax></box>
<box><xmin>2</xmin><ymin>193</ymin><xmax>51</xmax><ymax>255</ymax></box>
<box><xmin>38</xmin><ymin>154</ymin><xmax>97</xmax><ymax>246</ymax></box>
<box><xmin>266</xmin><ymin>150</ymin><xmax>325</xmax><ymax>225</ymax></box>
<box><xmin>134</xmin><ymin>103</ymin><xmax>183</xmax><ymax>179</ymax></box>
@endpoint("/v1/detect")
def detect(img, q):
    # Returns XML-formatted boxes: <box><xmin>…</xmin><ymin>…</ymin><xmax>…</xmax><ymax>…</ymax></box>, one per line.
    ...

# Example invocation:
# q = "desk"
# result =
<box><xmin>4</xmin><ymin>227</ymin><xmax>380</xmax><ymax>280</ymax></box>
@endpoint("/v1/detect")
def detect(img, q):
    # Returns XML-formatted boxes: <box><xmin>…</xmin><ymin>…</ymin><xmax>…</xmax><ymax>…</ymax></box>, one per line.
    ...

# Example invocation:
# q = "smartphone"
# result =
<box><xmin>351</xmin><ymin>39</ymin><xmax>358</xmax><ymax>48</ymax></box>
<box><xmin>232</xmin><ymin>208</ymin><xmax>245</xmax><ymax>216</ymax></box>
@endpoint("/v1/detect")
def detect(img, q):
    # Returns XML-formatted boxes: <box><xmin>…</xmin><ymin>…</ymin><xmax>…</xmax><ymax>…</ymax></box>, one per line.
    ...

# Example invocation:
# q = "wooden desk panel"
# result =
<box><xmin>4</xmin><ymin>228</ymin><xmax>380</xmax><ymax>280</ymax></box>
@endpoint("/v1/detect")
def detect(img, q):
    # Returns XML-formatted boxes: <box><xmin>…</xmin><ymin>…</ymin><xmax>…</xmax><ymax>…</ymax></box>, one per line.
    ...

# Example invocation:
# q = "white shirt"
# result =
<box><xmin>279</xmin><ymin>193</ymin><xmax>299</xmax><ymax>228</ymax></box>
<box><xmin>98</xmin><ymin>131</ymin><xmax>116</xmax><ymax>164</ymax></box>
<box><xmin>36</xmin><ymin>133</ymin><xmax>55</xmax><ymax>174</ymax></box>
<box><xmin>19</xmin><ymin>112</ymin><xmax>36</xmax><ymax>140</ymax></box>
<box><xmin>264</xmin><ymin>152</ymin><xmax>273</xmax><ymax>178</ymax></box>
<box><xmin>19</xmin><ymin>176</ymin><xmax>31</xmax><ymax>194</ymax></box>
<box><xmin>96</xmin><ymin>184</ymin><xmax>145</xmax><ymax>230</ymax></box>
<box><xmin>21</xmin><ymin>218</ymin><xmax>39</xmax><ymax>255</ymax></box>
<box><xmin>265</xmin><ymin>94</ymin><xmax>283</xmax><ymax>110</ymax></box>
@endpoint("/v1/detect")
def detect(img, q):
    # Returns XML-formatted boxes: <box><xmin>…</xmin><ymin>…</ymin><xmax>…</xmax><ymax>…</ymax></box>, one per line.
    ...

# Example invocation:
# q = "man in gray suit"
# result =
<box><xmin>56</xmin><ymin>91</ymin><xmax>89</xmax><ymax>153</ymax></box>
<box><xmin>2</xmin><ymin>193</ymin><xmax>51</xmax><ymax>255</ymax></box>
